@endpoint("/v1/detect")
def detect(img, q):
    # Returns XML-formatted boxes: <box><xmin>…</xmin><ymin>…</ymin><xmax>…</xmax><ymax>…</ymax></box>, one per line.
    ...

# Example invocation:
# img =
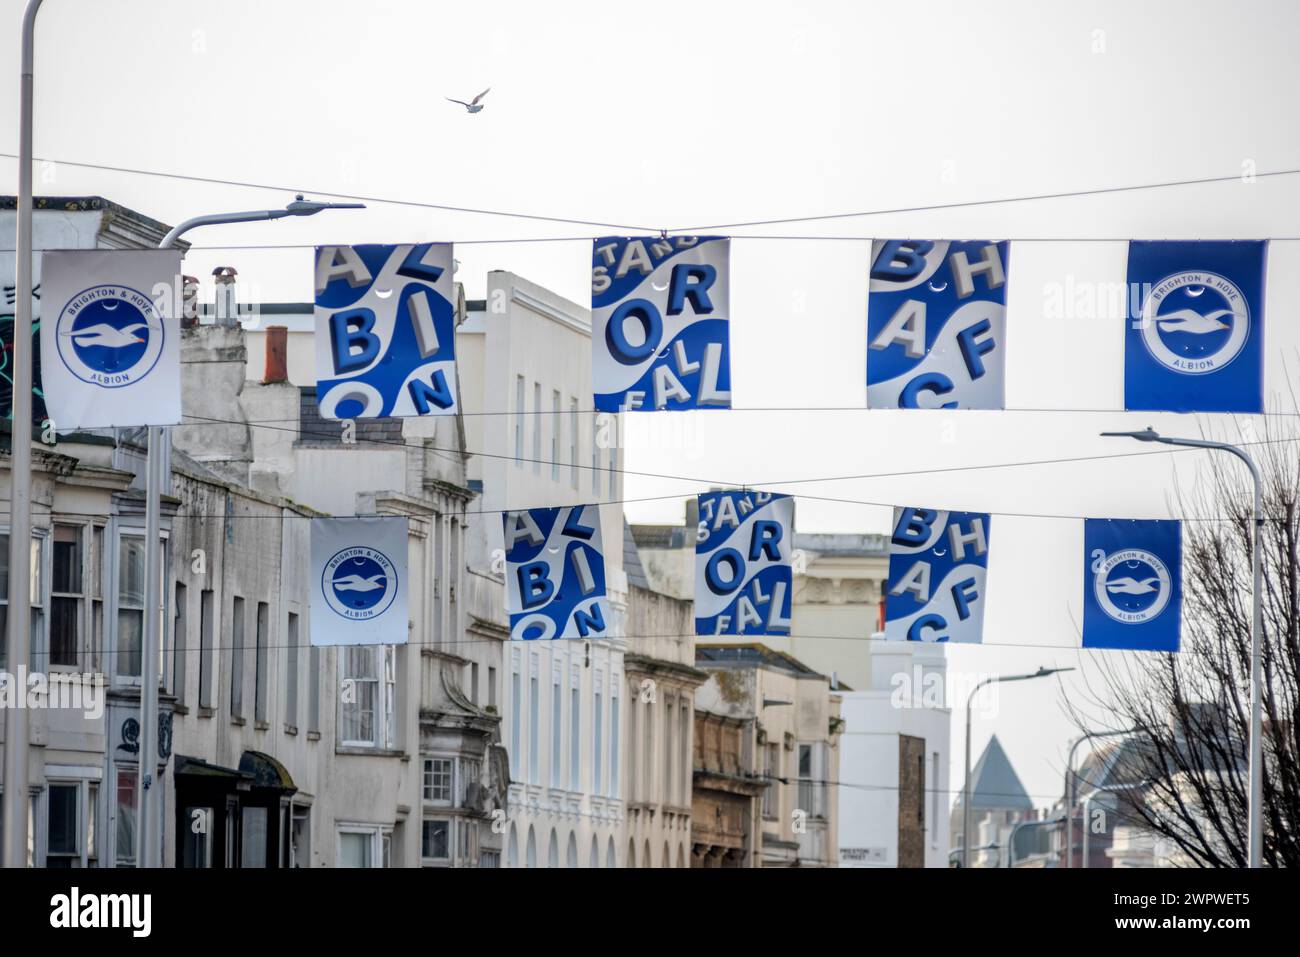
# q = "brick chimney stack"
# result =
<box><xmin>263</xmin><ymin>325</ymin><xmax>289</xmax><ymax>384</ymax></box>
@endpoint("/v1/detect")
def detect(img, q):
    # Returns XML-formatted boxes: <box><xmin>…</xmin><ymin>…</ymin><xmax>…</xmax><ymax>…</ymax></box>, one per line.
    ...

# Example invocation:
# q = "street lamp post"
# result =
<box><xmin>3</xmin><ymin>0</ymin><xmax>46</xmax><ymax>870</ymax></box>
<box><xmin>133</xmin><ymin>197</ymin><xmax>361</xmax><ymax>869</ymax></box>
<box><xmin>1080</xmin><ymin>780</ymin><xmax>1150</xmax><ymax>868</ymax></box>
<box><xmin>1102</xmin><ymin>427</ymin><xmax>1265</xmax><ymax>868</ymax></box>
<box><xmin>962</xmin><ymin>666</ymin><xmax>1074</xmax><ymax>868</ymax></box>
<box><xmin>1063</xmin><ymin>728</ymin><xmax>1137</xmax><ymax>868</ymax></box>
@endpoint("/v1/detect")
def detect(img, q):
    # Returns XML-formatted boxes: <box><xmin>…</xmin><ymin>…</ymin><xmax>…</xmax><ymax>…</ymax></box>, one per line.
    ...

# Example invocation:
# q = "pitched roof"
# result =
<box><xmin>955</xmin><ymin>735</ymin><xmax>1033</xmax><ymax>811</ymax></box>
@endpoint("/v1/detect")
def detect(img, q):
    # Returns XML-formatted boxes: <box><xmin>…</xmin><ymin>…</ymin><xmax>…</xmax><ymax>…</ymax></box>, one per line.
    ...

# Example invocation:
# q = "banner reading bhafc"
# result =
<box><xmin>868</xmin><ymin>240</ymin><xmax>1009</xmax><ymax>409</ymax></box>
<box><xmin>885</xmin><ymin>507</ymin><xmax>991</xmax><ymax>643</ymax></box>
<box><xmin>1125</xmin><ymin>241</ymin><xmax>1266</xmax><ymax>413</ymax></box>
<box><xmin>310</xmin><ymin>516</ymin><xmax>409</xmax><ymax>646</ymax></box>
<box><xmin>1082</xmin><ymin>518</ymin><xmax>1182</xmax><ymax>652</ymax></box>
<box><xmin>39</xmin><ymin>249</ymin><xmax>182</xmax><ymax>429</ymax></box>
<box><xmin>503</xmin><ymin>505</ymin><xmax>609</xmax><ymax>640</ymax></box>
<box><xmin>314</xmin><ymin>243</ymin><xmax>458</xmax><ymax>419</ymax></box>
<box><xmin>591</xmin><ymin>236</ymin><xmax>731</xmax><ymax>412</ymax></box>
<box><xmin>694</xmin><ymin>491</ymin><xmax>793</xmax><ymax>636</ymax></box>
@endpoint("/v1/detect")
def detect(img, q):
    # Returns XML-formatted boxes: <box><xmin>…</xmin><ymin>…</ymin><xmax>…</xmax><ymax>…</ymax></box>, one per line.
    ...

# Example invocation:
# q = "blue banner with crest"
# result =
<box><xmin>1082</xmin><ymin>518</ymin><xmax>1182</xmax><ymax>651</ymax></box>
<box><xmin>1125</xmin><ymin>241</ymin><xmax>1266</xmax><ymax>413</ymax></box>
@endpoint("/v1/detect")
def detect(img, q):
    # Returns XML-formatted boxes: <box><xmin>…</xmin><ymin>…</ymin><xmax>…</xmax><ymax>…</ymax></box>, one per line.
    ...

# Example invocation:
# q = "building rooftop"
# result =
<box><xmin>953</xmin><ymin>735</ymin><xmax>1033</xmax><ymax>812</ymax></box>
<box><xmin>695</xmin><ymin>642</ymin><xmax>830</xmax><ymax>681</ymax></box>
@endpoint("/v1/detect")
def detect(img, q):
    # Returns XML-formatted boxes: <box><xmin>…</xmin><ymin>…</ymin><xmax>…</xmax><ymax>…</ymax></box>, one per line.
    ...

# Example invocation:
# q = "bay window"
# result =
<box><xmin>340</xmin><ymin>645</ymin><xmax>395</xmax><ymax>748</ymax></box>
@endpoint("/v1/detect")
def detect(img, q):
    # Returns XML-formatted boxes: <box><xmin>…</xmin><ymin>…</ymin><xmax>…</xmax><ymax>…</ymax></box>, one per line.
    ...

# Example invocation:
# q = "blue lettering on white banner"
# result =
<box><xmin>695</xmin><ymin>491</ymin><xmax>793</xmax><ymax>636</ymax></box>
<box><xmin>314</xmin><ymin>243</ymin><xmax>458</xmax><ymax>419</ymax></box>
<box><xmin>885</xmin><ymin>507</ymin><xmax>991</xmax><ymax>643</ymax></box>
<box><xmin>591</xmin><ymin>236</ymin><xmax>731</xmax><ymax>412</ymax></box>
<box><xmin>504</xmin><ymin>505</ymin><xmax>609</xmax><ymax>639</ymax></box>
<box><xmin>868</xmin><ymin>240</ymin><xmax>1009</xmax><ymax>410</ymax></box>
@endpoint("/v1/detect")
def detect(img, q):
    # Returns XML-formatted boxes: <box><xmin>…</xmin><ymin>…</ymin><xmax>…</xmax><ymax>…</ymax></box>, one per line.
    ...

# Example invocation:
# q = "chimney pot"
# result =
<box><xmin>213</xmin><ymin>266</ymin><xmax>238</xmax><ymax>326</ymax></box>
<box><xmin>264</xmin><ymin>325</ymin><xmax>289</xmax><ymax>384</ymax></box>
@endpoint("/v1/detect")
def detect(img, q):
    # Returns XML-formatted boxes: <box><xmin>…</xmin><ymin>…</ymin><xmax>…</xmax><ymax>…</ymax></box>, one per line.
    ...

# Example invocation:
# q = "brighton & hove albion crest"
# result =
<box><xmin>1139</xmin><ymin>271</ymin><xmax>1248</xmax><ymax>376</ymax></box>
<box><xmin>1092</xmin><ymin>547</ymin><xmax>1172</xmax><ymax>625</ymax></box>
<box><xmin>54</xmin><ymin>284</ymin><xmax>165</xmax><ymax>388</ymax></box>
<box><xmin>321</xmin><ymin>545</ymin><xmax>399</xmax><ymax>622</ymax></box>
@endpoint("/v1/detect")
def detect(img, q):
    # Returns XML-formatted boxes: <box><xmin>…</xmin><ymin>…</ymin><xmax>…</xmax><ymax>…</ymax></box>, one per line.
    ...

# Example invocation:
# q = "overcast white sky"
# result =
<box><xmin>4</xmin><ymin>0</ymin><xmax>1299</xmax><ymax>812</ymax></box>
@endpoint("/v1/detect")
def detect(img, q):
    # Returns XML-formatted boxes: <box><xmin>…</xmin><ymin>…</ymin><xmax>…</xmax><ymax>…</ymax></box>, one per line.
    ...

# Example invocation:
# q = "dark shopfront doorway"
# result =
<box><xmin>174</xmin><ymin>751</ymin><xmax>299</xmax><ymax>868</ymax></box>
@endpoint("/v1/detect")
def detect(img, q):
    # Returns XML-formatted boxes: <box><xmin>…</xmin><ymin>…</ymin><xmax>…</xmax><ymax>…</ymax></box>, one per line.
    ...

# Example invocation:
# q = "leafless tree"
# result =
<box><xmin>1066</xmin><ymin>412</ymin><xmax>1299</xmax><ymax>867</ymax></box>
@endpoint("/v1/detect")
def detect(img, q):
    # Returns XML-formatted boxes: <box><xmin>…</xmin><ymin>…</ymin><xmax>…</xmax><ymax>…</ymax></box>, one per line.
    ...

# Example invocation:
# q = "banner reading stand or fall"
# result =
<box><xmin>591</xmin><ymin>235</ymin><xmax>731</xmax><ymax>412</ymax></box>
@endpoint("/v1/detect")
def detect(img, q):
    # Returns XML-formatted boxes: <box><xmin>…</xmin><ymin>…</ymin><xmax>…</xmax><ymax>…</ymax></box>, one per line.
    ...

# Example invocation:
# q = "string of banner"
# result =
<box><xmin>30</xmin><ymin>234</ymin><xmax>1280</xmax><ymax>654</ymax></box>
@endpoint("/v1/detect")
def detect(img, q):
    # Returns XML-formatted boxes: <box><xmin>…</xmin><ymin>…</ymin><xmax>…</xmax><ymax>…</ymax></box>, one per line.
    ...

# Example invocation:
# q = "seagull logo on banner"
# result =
<box><xmin>1105</xmin><ymin>576</ymin><xmax>1161</xmax><ymax>595</ymax></box>
<box><xmin>61</xmin><ymin>322</ymin><xmax>148</xmax><ymax>348</ymax></box>
<box><xmin>446</xmin><ymin>88</ymin><xmax>491</xmax><ymax>113</ymax></box>
<box><xmin>1155</xmin><ymin>308</ymin><xmax>1234</xmax><ymax>334</ymax></box>
<box><xmin>331</xmin><ymin>572</ymin><xmax>387</xmax><ymax>592</ymax></box>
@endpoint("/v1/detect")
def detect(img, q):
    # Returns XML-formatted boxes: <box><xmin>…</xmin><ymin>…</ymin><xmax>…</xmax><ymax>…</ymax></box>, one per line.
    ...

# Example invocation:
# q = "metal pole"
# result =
<box><xmin>1244</xmin><ymin>455</ymin><xmax>1264</xmax><ymax>868</ymax></box>
<box><xmin>136</xmin><ymin>198</ymin><xmax>361</xmax><ymax>868</ymax></box>
<box><xmin>962</xmin><ymin>681</ymin><xmax>978</xmax><ymax>868</ymax></box>
<box><xmin>3</xmin><ymin>0</ymin><xmax>44</xmax><ymax>870</ymax></box>
<box><xmin>1100</xmin><ymin>429</ymin><xmax>1265</xmax><ymax>867</ymax></box>
<box><xmin>1064</xmin><ymin>728</ymin><xmax>1136</xmax><ymax>868</ymax></box>
<box><xmin>136</xmin><ymin>424</ymin><xmax>163</xmax><ymax>868</ymax></box>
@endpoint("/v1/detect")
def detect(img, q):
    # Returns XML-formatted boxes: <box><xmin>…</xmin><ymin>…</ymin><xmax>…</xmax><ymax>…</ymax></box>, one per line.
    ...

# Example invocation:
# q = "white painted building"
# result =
<box><xmin>632</xmin><ymin>514</ymin><xmax>952</xmax><ymax>866</ymax></box>
<box><xmin>458</xmin><ymin>272</ymin><xmax>628</xmax><ymax>868</ymax></box>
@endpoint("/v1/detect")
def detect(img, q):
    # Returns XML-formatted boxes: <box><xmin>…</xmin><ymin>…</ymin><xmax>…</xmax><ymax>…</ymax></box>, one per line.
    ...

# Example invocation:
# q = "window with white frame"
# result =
<box><xmin>509</xmin><ymin>650</ymin><xmax>521</xmax><ymax>778</ymax></box>
<box><xmin>797</xmin><ymin>743</ymin><xmax>827</xmax><ymax>819</ymax></box>
<box><xmin>550</xmin><ymin>665</ymin><xmax>562</xmax><ymax>788</ymax></box>
<box><xmin>532</xmin><ymin>382</ymin><xmax>541</xmax><ymax>474</ymax></box>
<box><xmin>0</xmin><ymin>531</ymin><xmax>42</xmax><ymax>672</ymax></box>
<box><xmin>679</xmin><ymin>699</ymin><xmax>690</xmax><ymax>807</ymax></box>
<box><xmin>421</xmin><ymin>819</ymin><xmax>450</xmax><ymax>864</ymax></box>
<box><xmin>607</xmin><ymin>416</ymin><xmax>618</xmax><ymax>497</ymax></box>
<box><xmin>664</xmin><ymin>694</ymin><xmax>674</xmax><ymax>805</ymax></box>
<box><xmin>116</xmin><ymin>535</ymin><xmax>146</xmax><ymax>680</ymax></box>
<box><xmin>514</xmin><ymin>375</ymin><xmax>525</xmax><ymax>468</ymax></box>
<box><xmin>763</xmin><ymin>744</ymin><xmax>779</xmax><ymax>819</ymax></box>
<box><xmin>569</xmin><ymin>397</ymin><xmax>579</xmax><ymax>489</ymax></box>
<box><xmin>590</xmin><ymin>415</ymin><xmax>600</xmax><ymax>493</ymax></box>
<box><xmin>44</xmin><ymin>777</ymin><xmax>99</xmax><ymax>868</ymax></box>
<box><xmin>569</xmin><ymin>664</ymin><xmax>580</xmax><ymax>792</ymax></box>
<box><xmin>340</xmin><ymin>645</ymin><xmax>395</xmax><ymax>748</ymax></box>
<box><xmin>461</xmin><ymin>757</ymin><xmax>481</xmax><ymax>805</ymax></box>
<box><xmin>551</xmin><ymin>389</ymin><xmax>561</xmax><ymax>480</ymax></box>
<box><xmin>609</xmin><ymin>677</ymin><xmax>620</xmax><ymax>799</ymax></box>
<box><xmin>593</xmin><ymin>672</ymin><xmax>604</xmax><ymax>797</ymax></box>
<box><xmin>337</xmin><ymin>824</ymin><xmax>392</xmax><ymax>867</ymax></box>
<box><xmin>423</xmin><ymin>757</ymin><xmax>453</xmax><ymax>804</ymax></box>
<box><xmin>528</xmin><ymin>654</ymin><xmax>539</xmax><ymax>783</ymax></box>
<box><xmin>50</xmin><ymin>525</ymin><xmax>85</xmax><ymax>669</ymax></box>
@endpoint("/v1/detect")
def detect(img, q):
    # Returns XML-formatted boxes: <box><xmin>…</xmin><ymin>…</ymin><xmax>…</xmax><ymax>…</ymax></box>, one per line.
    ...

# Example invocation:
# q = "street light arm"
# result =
<box><xmin>160</xmin><ymin>197</ymin><xmax>366</xmax><ymax>249</ymax></box>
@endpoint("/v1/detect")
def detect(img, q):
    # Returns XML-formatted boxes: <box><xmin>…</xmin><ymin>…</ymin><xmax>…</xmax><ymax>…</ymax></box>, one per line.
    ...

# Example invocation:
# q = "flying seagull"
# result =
<box><xmin>62</xmin><ymin>322</ymin><xmax>148</xmax><ymax>348</ymax></box>
<box><xmin>332</xmin><ymin>573</ymin><xmax>387</xmax><ymax>593</ymax></box>
<box><xmin>1156</xmin><ymin>308</ymin><xmax>1233</xmax><ymax>335</ymax></box>
<box><xmin>1106</xmin><ymin>576</ymin><xmax>1160</xmax><ymax>595</ymax></box>
<box><xmin>446</xmin><ymin>88</ymin><xmax>490</xmax><ymax>113</ymax></box>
